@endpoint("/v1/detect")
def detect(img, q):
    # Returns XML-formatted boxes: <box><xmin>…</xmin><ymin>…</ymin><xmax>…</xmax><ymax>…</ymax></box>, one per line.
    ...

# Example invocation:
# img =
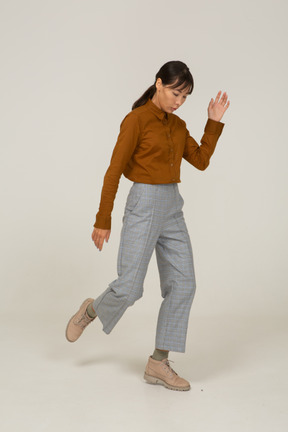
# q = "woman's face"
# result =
<box><xmin>151</xmin><ymin>78</ymin><xmax>191</xmax><ymax>114</ymax></box>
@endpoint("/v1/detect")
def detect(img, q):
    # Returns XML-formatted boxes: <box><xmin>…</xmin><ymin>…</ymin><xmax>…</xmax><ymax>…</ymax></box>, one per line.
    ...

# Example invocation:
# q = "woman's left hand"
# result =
<box><xmin>208</xmin><ymin>91</ymin><xmax>230</xmax><ymax>122</ymax></box>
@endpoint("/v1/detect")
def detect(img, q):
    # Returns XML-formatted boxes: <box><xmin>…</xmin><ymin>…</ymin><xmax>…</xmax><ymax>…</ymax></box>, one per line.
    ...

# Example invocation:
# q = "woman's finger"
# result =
<box><xmin>224</xmin><ymin>100</ymin><xmax>230</xmax><ymax>110</ymax></box>
<box><xmin>98</xmin><ymin>237</ymin><xmax>105</xmax><ymax>251</ymax></box>
<box><xmin>95</xmin><ymin>233</ymin><xmax>103</xmax><ymax>249</ymax></box>
<box><xmin>215</xmin><ymin>91</ymin><xmax>221</xmax><ymax>103</ymax></box>
<box><xmin>220</xmin><ymin>92</ymin><xmax>226</xmax><ymax>104</ymax></box>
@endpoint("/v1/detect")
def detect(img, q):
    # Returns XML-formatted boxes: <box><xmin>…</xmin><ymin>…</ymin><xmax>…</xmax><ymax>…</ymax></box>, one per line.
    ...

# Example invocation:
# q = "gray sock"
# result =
<box><xmin>152</xmin><ymin>349</ymin><xmax>169</xmax><ymax>361</ymax></box>
<box><xmin>86</xmin><ymin>302</ymin><xmax>97</xmax><ymax>318</ymax></box>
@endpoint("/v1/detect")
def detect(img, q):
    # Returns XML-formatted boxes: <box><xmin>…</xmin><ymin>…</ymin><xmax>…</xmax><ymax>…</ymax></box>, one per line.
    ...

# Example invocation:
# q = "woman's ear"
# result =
<box><xmin>155</xmin><ymin>78</ymin><xmax>162</xmax><ymax>90</ymax></box>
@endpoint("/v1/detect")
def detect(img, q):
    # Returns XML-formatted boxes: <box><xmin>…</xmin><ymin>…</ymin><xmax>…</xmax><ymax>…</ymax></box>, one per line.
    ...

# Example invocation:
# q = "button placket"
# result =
<box><xmin>167</xmin><ymin>128</ymin><xmax>176</xmax><ymax>179</ymax></box>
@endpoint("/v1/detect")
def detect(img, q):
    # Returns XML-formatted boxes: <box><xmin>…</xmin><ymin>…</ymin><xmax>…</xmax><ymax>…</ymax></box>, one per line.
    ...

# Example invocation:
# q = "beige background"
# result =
<box><xmin>1</xmin><ymin>0</ymin><xmax>287</xmax><ymax>317</ymax></box>
<box><xmin>1</xmin><ymin>1</ymin><xmax>287</xmax><ymax>431</ymax></box>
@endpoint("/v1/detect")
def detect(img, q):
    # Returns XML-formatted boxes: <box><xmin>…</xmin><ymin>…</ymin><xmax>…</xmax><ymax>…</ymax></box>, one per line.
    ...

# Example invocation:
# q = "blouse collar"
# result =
<box><xmin>146</xmin><ymin>98</ymin><xmax>169</xmax><ymax>123</ymax></box>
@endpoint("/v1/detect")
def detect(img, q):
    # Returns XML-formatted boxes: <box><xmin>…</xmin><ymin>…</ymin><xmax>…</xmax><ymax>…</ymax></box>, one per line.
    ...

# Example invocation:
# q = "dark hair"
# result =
<box><xmin>132</xmin><ymin>60</ymin><xmax>194</xmax><ymax>110</ymax></box>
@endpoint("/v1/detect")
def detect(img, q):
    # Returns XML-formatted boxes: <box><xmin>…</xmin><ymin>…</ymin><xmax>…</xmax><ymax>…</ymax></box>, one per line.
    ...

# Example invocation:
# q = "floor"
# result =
<box><xmin>1</xmin><ymin>311</ymin><xmax>287</xmax><ymax>432</ymax></box>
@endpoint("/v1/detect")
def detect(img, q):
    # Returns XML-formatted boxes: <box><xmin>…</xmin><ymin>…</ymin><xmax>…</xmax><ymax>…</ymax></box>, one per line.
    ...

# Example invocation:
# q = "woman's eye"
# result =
<box><xmin>173</xmin><ymin>92</ymin><xmax>179</xmax><ymax>96</ymax></box>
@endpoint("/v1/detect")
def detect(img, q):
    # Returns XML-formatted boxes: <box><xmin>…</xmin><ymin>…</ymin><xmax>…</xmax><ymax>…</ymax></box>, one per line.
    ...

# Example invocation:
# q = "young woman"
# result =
<box><xmin>66</xmin><ymin>60</ymin><xmax>230</xmax><ymax>391</ymax></box>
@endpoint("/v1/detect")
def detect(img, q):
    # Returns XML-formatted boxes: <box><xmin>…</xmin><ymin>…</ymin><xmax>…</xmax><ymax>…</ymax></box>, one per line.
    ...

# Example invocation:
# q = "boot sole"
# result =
<box><xmin>144</xmin><ymin>372</ymin><xmax>191</xmax><ymax>391</ymax></box>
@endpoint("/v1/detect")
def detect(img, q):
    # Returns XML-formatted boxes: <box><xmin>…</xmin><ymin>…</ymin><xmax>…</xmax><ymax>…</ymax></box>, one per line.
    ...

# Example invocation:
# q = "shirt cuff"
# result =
<box><xmin>204</xmin><ymin>118</ymin><xmax>224</xmax><ymax>135</ymax></box>
<box><xmin>94</xmin><ymin>213</ymin><xmax>111</xmax><ymax>230</ymax></box>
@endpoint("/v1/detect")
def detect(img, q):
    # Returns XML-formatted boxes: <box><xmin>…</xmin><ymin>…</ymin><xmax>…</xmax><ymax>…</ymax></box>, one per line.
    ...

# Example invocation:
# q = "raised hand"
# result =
<box><xmin>208</xmin><ymin>91</ymin><xmax>230</xmax><ymax>122</ymax></box>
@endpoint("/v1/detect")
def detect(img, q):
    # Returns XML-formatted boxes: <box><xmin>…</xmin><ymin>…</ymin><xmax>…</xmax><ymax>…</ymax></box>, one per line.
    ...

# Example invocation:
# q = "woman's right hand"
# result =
<box><xmin>91</xmin><ymin>228</ymin><xmax>111</xmax><ymax>251</ymax></box>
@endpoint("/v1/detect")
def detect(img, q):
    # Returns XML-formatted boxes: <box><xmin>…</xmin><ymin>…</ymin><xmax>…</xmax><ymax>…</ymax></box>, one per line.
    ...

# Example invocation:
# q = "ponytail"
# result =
<box><xmin>132</xmin><ymin>84</ymin><xmax>156</xmax><ymax>110</ymax></box>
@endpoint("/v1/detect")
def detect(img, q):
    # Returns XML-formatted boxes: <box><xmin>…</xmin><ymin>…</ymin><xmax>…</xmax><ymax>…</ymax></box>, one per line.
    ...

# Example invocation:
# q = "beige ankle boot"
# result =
<box><xmin>144</xmin><ymin>356</ymin><xmax>190</xmax><ymax>391</ymax></box>
<box><xmin>65</xmin><ymin>298</ymin><xmax>96</xmax><ymax>342</ymax></box>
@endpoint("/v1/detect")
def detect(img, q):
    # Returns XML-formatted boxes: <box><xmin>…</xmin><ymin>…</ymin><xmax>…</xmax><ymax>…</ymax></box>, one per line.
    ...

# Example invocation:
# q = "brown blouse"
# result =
<box><xmin>94</xmin><ymin>98</ymin><xmax>224</xmax><ymax>230</ymax></box>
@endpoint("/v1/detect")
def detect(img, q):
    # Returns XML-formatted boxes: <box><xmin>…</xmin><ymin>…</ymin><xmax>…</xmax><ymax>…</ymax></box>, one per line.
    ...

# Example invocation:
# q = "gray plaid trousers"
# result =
<box><xmin>93</xmin><ymin>183</ymin><xmax>196</xmax><ymax>352</ymax></box>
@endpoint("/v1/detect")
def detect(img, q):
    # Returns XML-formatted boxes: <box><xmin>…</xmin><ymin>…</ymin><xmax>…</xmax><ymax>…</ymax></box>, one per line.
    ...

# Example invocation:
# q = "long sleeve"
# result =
<box><xmin>94</xmin><ymin>112</ymin><xmax>140</xmax><ymax>230</ymax></box>
<box><xmin>183</xmin><ymin>118</ymin><xmax>224</xmax><ymax>170</ymax></box>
